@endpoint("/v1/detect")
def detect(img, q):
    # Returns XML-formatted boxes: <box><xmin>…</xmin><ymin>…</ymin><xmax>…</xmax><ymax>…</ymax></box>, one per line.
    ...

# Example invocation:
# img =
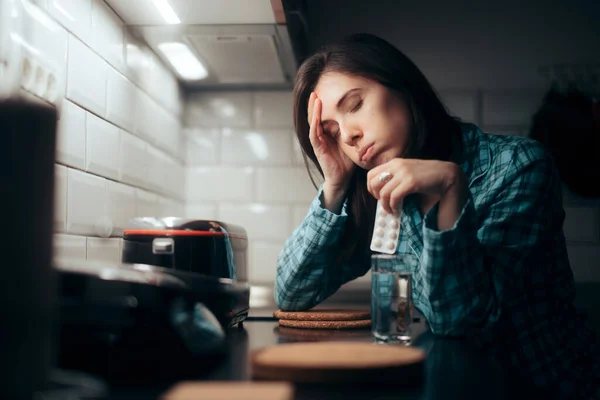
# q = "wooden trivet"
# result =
<box><xmin>161</xmin><ymin>382</ymin><xmax>293</xmax><ymax>400</ymax></box>
<box><xmin>278</xmin><ymin>318</ymin><xmax>371</xmax><ymax>330</ymax></box>
<box><xmin>273</xmin><ymin>308</ymin><xmax>370</xmax><ymax>321</ymax></box>
<box><xmin>251</xmin><ymin>341</ymin><xmax>425</xmax><ymax>384</ymax></box>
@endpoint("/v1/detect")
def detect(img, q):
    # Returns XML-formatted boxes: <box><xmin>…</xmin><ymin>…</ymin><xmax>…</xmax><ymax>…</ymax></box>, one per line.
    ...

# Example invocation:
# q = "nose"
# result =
<box><xmin>339</xmin><ymin>120</ymin><xmax>362</xmax><ymax>146</ymax></box>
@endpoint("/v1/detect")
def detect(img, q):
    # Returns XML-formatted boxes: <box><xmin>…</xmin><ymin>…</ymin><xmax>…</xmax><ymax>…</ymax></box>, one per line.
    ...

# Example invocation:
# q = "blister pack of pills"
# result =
<box><xmin>370</xmin><ymin>200</ymin><xmax>402</xmax><ymax>254</ymax></box>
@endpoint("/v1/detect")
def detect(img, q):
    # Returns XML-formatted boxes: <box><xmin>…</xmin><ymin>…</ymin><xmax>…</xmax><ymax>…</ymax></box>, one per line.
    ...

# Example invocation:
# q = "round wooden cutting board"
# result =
<box><xmin>277</xmin><ymin>318</ymin><xmax>371</xmax><ymax>330</ymax></box>
<box><xmin>251</xmin><ymin>341</ymin><xmax>425</xmax><ymax>384</ymax></box>
<box><xmin>273</xmin><ymin>308</ymin><xmax>371</xmax><ymax>321</ymax></box>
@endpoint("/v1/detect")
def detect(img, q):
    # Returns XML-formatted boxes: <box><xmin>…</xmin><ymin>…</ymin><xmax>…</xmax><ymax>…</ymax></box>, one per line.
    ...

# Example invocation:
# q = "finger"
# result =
<box><xmin>389</xmin><ymin>183</ymin><xmax>409</xmax><ymax>213</ymax></box>
<box><xmin>377</xmin><ymin>179</ymin><xmax>398</xmax><ymax>214</ymax></box>
<box><xmin>307</xmin><ymin>92</ymin><xmax>315</xmax><ymax>124</ymax></box>
<box><xmin>308</xmin><ymin>98</ymin><xmax>322</xmax><ymax>151</ymax></box>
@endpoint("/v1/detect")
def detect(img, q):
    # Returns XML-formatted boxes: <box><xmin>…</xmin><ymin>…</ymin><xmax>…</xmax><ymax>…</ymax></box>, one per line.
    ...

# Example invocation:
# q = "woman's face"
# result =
<box><xmin>314</xmin><ymin>72</ymin><xmax>412</xmax><ymax>169</ymax></box>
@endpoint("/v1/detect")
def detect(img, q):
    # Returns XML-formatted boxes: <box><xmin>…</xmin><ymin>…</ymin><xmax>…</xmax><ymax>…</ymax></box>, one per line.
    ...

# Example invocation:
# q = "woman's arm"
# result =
<box><xmin>417</xmin><ymin>142</ymin><xmax>566</xmax><ymax>336</ymax></box>
<box><xmin>274</xmin><ymin>185</ymin><xmax>370</xmax><ymax>311</ymax></box>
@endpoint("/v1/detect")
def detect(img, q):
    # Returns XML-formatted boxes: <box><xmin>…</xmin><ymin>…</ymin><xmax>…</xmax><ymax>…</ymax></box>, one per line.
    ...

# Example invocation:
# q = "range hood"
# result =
<box><xmin>105</xmin><ymin>0</ymin><xmax>304</xmax><ymax>90</ymax></box>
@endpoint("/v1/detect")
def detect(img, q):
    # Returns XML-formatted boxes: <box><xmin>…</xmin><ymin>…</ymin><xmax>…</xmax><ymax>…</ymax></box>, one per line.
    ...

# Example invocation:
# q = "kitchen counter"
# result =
<box><xmin>99</xmin><ymin>316</ymin><xmax>545</xmax><ymax>400</ymax></box>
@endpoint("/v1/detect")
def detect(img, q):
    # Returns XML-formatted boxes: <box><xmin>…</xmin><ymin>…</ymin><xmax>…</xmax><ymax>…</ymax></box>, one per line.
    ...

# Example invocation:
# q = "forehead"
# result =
<box><xmin>314</xmin><ymin>73</ymin><xmax>372</xmax><ymax>116</ymax></box>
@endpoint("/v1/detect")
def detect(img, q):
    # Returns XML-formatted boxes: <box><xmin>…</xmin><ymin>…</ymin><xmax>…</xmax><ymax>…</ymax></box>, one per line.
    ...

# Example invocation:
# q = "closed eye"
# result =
<box><xmin>350</xmin><ymin>99</ymin><xmax>363</xmax><ymax>113</ymax></box>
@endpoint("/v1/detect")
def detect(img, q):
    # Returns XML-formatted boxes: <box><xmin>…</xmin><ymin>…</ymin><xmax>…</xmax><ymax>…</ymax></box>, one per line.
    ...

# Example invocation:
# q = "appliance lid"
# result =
<box><xmin>123</xmin><ymin>217</ymin><xmax>247</xmax><ymax>239</ymax></box>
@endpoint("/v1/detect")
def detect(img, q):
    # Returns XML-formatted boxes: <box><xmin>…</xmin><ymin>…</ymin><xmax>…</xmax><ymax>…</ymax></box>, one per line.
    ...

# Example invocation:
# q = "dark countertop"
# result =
<box><xmin>101</xmin><ymin>316</ymin><xmax>542</xmax><ymax>400</ymax></box>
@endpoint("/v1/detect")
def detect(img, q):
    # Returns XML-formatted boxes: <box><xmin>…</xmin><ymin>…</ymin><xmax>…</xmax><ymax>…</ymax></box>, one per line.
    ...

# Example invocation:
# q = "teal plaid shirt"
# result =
<box><xmin>275</xmin><ymin>123</ymin><xmax>599</xmax><ymax>398</ymax></box>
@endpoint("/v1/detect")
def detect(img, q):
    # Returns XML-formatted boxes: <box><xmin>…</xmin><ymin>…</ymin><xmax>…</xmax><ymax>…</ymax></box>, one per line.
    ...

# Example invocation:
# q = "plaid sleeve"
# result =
<box><xmin>274</xmin><ymin>186</ymin><xmax>369</xmax><ymax>311</ymax></box>
<box><xmin>419</xmin><ymin>143</ymin><xmax>559</xmax><ymax>336</ymax></box>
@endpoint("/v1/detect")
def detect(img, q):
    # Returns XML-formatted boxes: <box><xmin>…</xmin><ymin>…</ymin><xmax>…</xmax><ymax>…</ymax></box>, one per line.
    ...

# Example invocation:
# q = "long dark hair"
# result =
<box><xmin>293</xmin><ymin>33</ymin><xmax>461</xmax><ymax>262</ymax></box>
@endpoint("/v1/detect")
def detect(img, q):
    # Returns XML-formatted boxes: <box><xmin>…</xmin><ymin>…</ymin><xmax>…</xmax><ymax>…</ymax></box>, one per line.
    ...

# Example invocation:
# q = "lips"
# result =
<box><xmin>359</xmin><ymin>144</ymin><xmax>375</xmax><ymax>162</ymax></box>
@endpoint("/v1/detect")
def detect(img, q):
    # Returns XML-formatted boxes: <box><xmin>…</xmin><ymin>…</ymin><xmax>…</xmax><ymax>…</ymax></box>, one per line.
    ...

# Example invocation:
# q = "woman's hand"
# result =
<box><xmin>307</xmin><ymin>92</ymin><xmax>355</xmax><ymax>192</ymax></box>
<box><xmin>367</xmin><ymin>158</ymin><xmax>468</xmax><ymax>230</ymax></box>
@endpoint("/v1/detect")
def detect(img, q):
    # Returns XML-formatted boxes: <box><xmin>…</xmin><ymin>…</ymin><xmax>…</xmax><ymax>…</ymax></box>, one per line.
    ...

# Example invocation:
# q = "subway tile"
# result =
<box><xmin>218</xmin><ymin>203</ymin><xmax>290</xmax><ymax>241</ymax></box>
<box><xmin>91</xmin><ymin>0</ymin><xmax>124</xmax><ymax>72</ymax></box>
<box><xmin>185</xmin><ymin>128</ymin><xmax>220</xmax><ymax>165</ymax></box>
<box><xmin>53</xmin><ymin>234</ymin><xmax>86</xmax><ymax>261</ymax></box>
<box><xmin>186</xmin><ymin>167</ymin><xmax>254</xmax><ymax>202</ymax></box>
<box><xmin>87</xmin><ymin>237</ymin><xmax>121</xmax><ymax>263</ymax></box>
<box><xmin>54</xmin><ymin>165</ymin><xmax>68</xmax><ymax>232</ymax></box>
<box><xmin>155</xmin><ymin>196</ymin><xmax>169</xmax><ymax>217</ymax></box>
<box><xmin>154</xmin><ymin>107</ymin><xmax>181</xmax><ymax>158</ymax></box>
<box><xmin>135</xmin><ymin>189</ymin><xmax>157</xmax><ymax>217</ymax></box>
<box><xmin>253</xmin><ymin>91</ymin><xmax>294</xmax><ymax>128</ymax></box>
<box><xmin>56</xmin><ymin>99</ymin><xmax>86</xmax><ymax>168</ymax></box>
<box><xmin>119</xmin><ymin>130</ymin><xmax>147</xmax><ymax>187</ymax></box>
<box><xmin>164</xmin><ymin>157</ymin><xmax>184</xmax><ymax>199</ymax></box>
<box><xmin>482</xmin><ymin>91</ymin><xmax>544</xmax><ymax>126</ymax></box>
<box><xmin>221</xmin><ymin>128</ymin><xmax>294</xmax><ymax>166</ymax></box>
<box><xmin>567</xmin><ymin>244</ymin><xmax>600</xmax><ymax>282</ymax></box>
<box><xmin>249</xmin><ymin>241</ymin><xmax>284</xmax><ymax>283</ymax></box>
<box><xmin>86</xmin><ymin>113</ymin><xmax>120</xmax><ymax>180</ymax></box>
<box><xmin>146</xmin><ymin>144</ymin><xmax>166</xmax><ymax>193</ymax></box>
<box><xmin>186</xmin><ymin>204</ymin><xmax>218</xmax><ymax>220</ymax></box>
<box><xmin>256</xmin><ymin>167</ymin><xmax>319</xmax><ymax>203</ymax></box>
<box><xmin>439</xmin><ymin>90</ymin><xmax>478</xmax><ymax>123</ymax></box>
<box><xmin>22</xmin><ymin>1</ymin><xmax>68</xmax><ymax>103</ymax></box>
<box><xmin>292</xmin><ymin>138</ymin><xmax>305</xmax><ymax>166</ymax></box>
<box><xmin>564</xmin><ymin>207</ymin><xmax>599</xmax><ymax>243</ymax></box>
<box><xmin>185</xmin><ymin>92</ymin><xmax>252</xmax><ymax>128</ymax></box>
<box><xmin>46</xmin><ymin>0</ymin><xmax>92</xmax><ymax>44</ymax></box>
<box><xmin>67</xmin><ymin>35</ymin><xmax>107</xmax><ymax>117</ymax></box>
<box><xmin>106</xmin><ymin>181</ymin><xmax>136</xmax><ymax>236</ymax></box>
<box><xmin>147</xmin><ymin>62</ymin><xmax>182</xmax><ymax>117</ymax></box>
<box><xmin>135</xmin><ymin>90</ymin><xmax>160</xmax><ymax>145</ymax></box>
<box><xmin>106</xmin><ymin>67</ymin><xmax>137</xmax><ymax>133</ymax></box>
<box><xmin>67</xmin><ymin>169</ymin><xmax>107</xmax><ymax>236</ymax></box>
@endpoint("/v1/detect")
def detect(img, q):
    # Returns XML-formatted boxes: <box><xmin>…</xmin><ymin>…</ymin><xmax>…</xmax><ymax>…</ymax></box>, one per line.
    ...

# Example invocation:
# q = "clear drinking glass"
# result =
<box><xmin>371</xmin><ymin>254</ymin><xmax>417</xmax><ymax>344</ymax></box>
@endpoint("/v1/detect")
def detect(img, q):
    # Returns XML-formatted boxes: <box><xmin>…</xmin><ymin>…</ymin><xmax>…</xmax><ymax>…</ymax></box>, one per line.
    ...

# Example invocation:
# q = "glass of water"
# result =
<box><xmin>371</xmin><ymin>254</ymin><xmax>417</xmax><ymax>344</ymax></box>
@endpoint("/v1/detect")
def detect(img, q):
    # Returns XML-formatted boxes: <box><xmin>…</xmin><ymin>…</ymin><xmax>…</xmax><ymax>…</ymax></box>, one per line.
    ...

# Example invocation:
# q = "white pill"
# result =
<box><xmin>386</xmin><ymin>241</ymin><xmax>396</xmax><ymax>250</ymax></box>
<box><xmin>373</xmin><ymin>238</ymin><xmax>383</xmax><ymax>248</ymax></box>
<box><xmin>388</xmin><ymin>231</ymin><xmax>398</xmax><ymax>240</ymax></box>
<box><xmin>375</xmin><ymin>228</ymin><xmax>384</xmax><ymax>237</ymax></box>
<box><xmin>377</xmin><ymin>217</ymin><xmax>387</xmax><ymax>227</ymax></box>
<box><xmin>389</xmin><ymin>220</ymin><xmax>399</xmax><ymax>229</ymax></box>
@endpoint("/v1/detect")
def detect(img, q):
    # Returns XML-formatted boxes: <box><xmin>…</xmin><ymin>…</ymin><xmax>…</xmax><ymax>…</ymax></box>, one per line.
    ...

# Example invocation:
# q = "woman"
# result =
<box><xmin>274</xmin><ymin>33</ymin><xmax>599</xmax><ymax>398</ymax></box>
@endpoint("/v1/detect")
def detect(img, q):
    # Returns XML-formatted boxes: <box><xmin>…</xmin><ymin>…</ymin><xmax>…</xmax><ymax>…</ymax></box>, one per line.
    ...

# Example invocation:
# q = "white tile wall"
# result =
<box><xmin>440</xmin><ymin>90</ymin><xmax>479</xmax><ymax>123</ymax></box>
<box><xmin>107</xmin><ymin>181</ymin><xmax>136</xmax><ymax>235</ymax></box>
<box><xmin>186</xmin><ymin>167</ymin><xmax>255</xmax><ymax>202</ymax></box>
<box><xmin>249</xmin><ymin>241</ymin><xmax>285</xmax><ymax>283</ymax></box>
<box><xmin>53</xmin><ymin>234</ymin><xmax>87</xmax><ymax>261</ymax></box>
<box><xmin>185</xmin><ymin>92</ymin><xmax>253</xmax><ymax>128</ymax></box>
<box><xmin>91</xmin><ymin>0</ymin><xmax>124</xmax><ymax>72</ymax></box>
<box><xmin>106</xmin><ymin>67</ymin><xmax>137</xmax><ymax>133</ymax></box>
<box><xmin>221</xmin><ymin>129</ymin><xmax>294</xmax><ymax>166</ymax></box>
<box><xmin>87</xmin><ymin>237</ymin><xmax>121</xmax><ymax>263</ymax></box>
<box><xmin>135</xmin><ymin>189</ymin><xmax>157</xmax><ymax>218</ymax></box>
<box><xmin>54</xmin><ymin>165</ymin><xmax>68</xmax><ymax>232</ymax></box>
<box><xmin>56</xmin><ymin>100</ymin><xmax>86</xmax><ymax>169</ymax></box>
<box><xmin>219</xmin><ymin>203</ymin><xmax>291</xmax><ymax>241</ymax></box>
<box><xmin>185</xmin><ymin>128</ymin><xmax>221</xmax><ymax>165</ymax></box>
<box><xmin>45</xmin><ymin>0</ymin><xmax>92</xmax><ymax>44</ymax></box>
<box><xmin>67</xmin><ymin>168</ymin><xmax>107</xmax><ymax>236</ymax></box>
<box><xmin>67</xmin><ymin>35</ymin><xmax>107</xmax><ymax>116</ymax></box>
<box><xmin>186</xmin><ymin>204</ymin><xmax>218</xmax><ymax>220</ymax></box>
<box><xmin>253</xmin><ymin>91</ymin><xmax>294</xmax><ymax>128</ymax></box>
<box><xmin>256</xmin><ymin>167</ymin><xmax>318</xmax><ymax>203</ymax></box>
<box><xmin>86</xmin><ymin>113</ymin><xmax>120</xmax><ymax>180</ymax></box>
<box><xmin>41</xmin><ymin>0</ymin><xmax>184</xmax><ymax>265</ymax></box>
<box><xmin>119</xmin><ymin>130</ymin><xmax>148</xmax><ymax>187</ymax></box>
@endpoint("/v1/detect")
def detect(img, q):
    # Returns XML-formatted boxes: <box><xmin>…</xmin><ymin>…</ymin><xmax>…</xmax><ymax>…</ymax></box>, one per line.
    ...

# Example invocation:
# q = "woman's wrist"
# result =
<box><xmin>322</xmin><ymin>181</ymin><xmax>349</xmax><ymax>214</ymax></box>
